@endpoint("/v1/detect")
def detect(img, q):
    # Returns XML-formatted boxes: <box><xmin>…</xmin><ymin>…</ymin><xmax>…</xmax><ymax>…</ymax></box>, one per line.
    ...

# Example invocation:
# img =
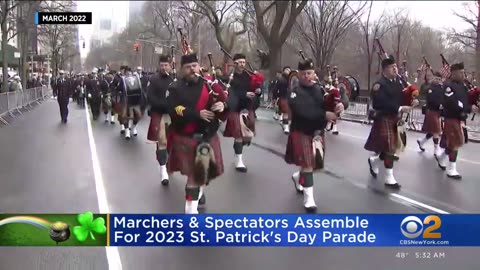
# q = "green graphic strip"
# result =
<box><xmin>0</xmin><ymin>213</ymin><xmax>108</xmax><ymax>246</ymax></box>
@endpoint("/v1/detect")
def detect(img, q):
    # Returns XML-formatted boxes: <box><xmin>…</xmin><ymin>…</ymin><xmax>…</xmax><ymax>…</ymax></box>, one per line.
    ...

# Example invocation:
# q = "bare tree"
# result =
<box><xmin>448</xmin><ymin>1</ymin><xmax>480</xmax><ymax>80</ymax></box>
<box><xmin>178</xmin><ymin>1</ymin><xmax>248</xmax><ymax>65</ymax></box>
<box><xmin>251</xmin><ymin>0</ymin><xmax>308</xmax><ymax>77</ymax></box>
<box><xmin>294</xmin><ymin>1</ymin><xmax>367</xmax><ymax>71</ymax></box>
<box><xmin>0</xmin><ymin>0</ymin><xmax>19</xmax><ymax>92</ymax></box>
<box><xmin>357</xmin><ymin>1</ymin><xmax>391</xmax><ymax>92</ymax></box>
<box><xmin>37</xmin><ymin>1</ymin><xmax>77</xmax><ymax>77</ymax></box>
<box><xmin>386</xmin><ymin>8</ymin><xmax>410</xmax><ymax>63</ymax></box>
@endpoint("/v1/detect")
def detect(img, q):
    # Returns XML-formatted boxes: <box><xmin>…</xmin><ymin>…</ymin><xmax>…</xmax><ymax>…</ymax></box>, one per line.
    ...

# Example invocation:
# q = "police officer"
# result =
<box><xmin>436</xmin><ymin>63</ymin><xmax>479</xmax><ymax>179</ymax></box>
<box><xmin>55</xmin><ymin>70</ymin><xmax>72</xmax><ymax>123</ymax></box>
<box><xmin>364</xmin><ymin>56</ymin><xmax>412</xmax><ymax>189</ymax></box>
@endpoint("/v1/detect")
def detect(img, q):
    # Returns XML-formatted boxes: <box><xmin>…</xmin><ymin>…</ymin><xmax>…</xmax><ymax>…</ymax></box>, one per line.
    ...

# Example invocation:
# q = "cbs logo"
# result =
<box><xmin>400</xmin><ymin>215</ymin><xmax>442</xmax><ymax>239</ymax></box>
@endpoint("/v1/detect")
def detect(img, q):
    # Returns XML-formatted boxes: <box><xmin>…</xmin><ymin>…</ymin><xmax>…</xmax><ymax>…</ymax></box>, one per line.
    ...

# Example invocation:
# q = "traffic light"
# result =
<box><xmin>134</xmin><ymin>42</ymin><xmax>140</xmax><ymax>52</ymax></box>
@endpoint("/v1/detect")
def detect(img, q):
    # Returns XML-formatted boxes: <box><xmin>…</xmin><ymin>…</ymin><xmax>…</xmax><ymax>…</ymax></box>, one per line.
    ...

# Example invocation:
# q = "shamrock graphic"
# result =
<box><xmin>73</xmin><ymin>211</ymin><xmax>106</xmax><ymax>242</ymax></box>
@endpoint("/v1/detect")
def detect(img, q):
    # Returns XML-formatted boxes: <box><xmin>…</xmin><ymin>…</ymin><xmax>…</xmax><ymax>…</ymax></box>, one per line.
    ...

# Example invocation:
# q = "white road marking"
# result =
<box><xmin>84</xmin><ymin>105</ymin><xmax>123</xmax><ymax>270</ymax></box>
<box><xmin>257</xmin><ymin>115</ymin><xmax>455</xmax><ymax>213</ymax></box>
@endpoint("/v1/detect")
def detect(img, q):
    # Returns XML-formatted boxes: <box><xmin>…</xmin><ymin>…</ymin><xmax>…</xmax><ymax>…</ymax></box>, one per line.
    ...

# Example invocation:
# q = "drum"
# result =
<box><xmin>288</xmin><ymin>70</ymin><xmax>300</xmax><ymax>91</ymax></box>
<box><xmin>337</xmin><ymin>75</ymin><xmax>360</xmax><ymax>101</ymax></box>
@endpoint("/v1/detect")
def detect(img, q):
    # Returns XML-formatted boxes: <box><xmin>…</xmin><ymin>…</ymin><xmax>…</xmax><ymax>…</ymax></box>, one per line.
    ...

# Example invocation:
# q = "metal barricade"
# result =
<box><xmin>0</xmin><ymin>86</ymin><xmax>49</xmax><ymax>126</ymax></box>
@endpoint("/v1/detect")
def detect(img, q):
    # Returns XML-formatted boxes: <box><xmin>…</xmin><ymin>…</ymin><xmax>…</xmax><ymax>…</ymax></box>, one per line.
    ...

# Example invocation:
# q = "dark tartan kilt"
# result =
<box><xmin>277</xmin><ymin>97</ymin><xmax>290</xmax><ymax>114</ymax></box>
<box><xmin>422</xmin><ymin>110</ymin><xmax>442</xmax><ymax>134</ymax></box>
<box><xmin>440</xmin><ymin>118</ymin><xmax>464</xmax><ymax>150</ymax></box>
<box><xmin>364</xmin><ymin>115</ymin><xmax>399</xmax><ymax>154</ymax></box>
<box><xmin>167</xmin><ymin>132</ymin><xmax>224</xmax><ymax>179</ymax></box>
<box><xmin>112</xmin><ymin>100</ymin><xmax>124</xmax><ymax>115</ymax></box>
<box><xmin>147</xmin><ymin>112</ymin><xmax>163</xmax><ymax>142</ymax></box>
<box><xmin>223</xmin><ymin>110</ymin><xmax>255</xmax><ymax>138</ymax></box>
<box><xmin>285</xmin><ymin>131</ymin><xmax>325</xmax><ymax>169</ymax></box>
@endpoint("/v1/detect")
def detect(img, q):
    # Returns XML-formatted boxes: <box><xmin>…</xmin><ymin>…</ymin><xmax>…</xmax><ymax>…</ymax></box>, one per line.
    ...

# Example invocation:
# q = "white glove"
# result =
<box><xmin>88</xmin><ymin>93</ymin><xmax>92</xmax><ymax>98</ymax></box>
<box><xmin>69</xmin><ymin>97</ymin><xmax>73</xmax><ymax>102</ymax></box>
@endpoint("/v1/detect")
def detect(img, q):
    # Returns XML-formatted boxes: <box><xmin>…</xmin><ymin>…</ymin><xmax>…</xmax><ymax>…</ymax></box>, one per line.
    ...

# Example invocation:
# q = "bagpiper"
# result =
<box><xmin>100</xmin><ymin>71</ymin><xmax>115</xmax><ymax>124</ymax></box>
<box><xmin>86</xmin><ymin>68</ymin><xmax>102</xmax><ymax>120</ymax></box>
<box><xmin>417</xmin><ymin>70</ymin><xmax>444</xmax><ymax>156</ymax></box>
<box><xmin>364</xmin><ymin>56</ymin><xmax>412</xmax><ymax>189</ymax></box>
<box><xmin>323</xmin><ymin>66</ymin><xmax>344</xmax><ymax>135</ymax></box>
<box><xmin>223</xmin><ymin>53</ymin><xmax>264</xmax><ymax>172</ymax></box>
<box><xmin>436</xmin><ymin>63</ymin><xmax>479</xmax><ymax>179</ymax></box>
<box><xmin>273</xmin><ymin>67</ymin><xmax>291</xmax><ymax>133</ymax></box>
<box><xmin>147</xmin><ymin>54</ymin><xmax>175</xmax><ymax>185</ymax></box>
<box><xmin>121</xmin><ymin>67</ymin><xmax>146</xmax><ymax>140</ymax></box>
<box><xmin>112</xmin><ymin>66</ymin><xmax>128</xmax><ymax>134</ymax></box>
<box><xmin>284</xmin><ymin>58</ymin><xmax>338</xmax><ymax>212</ymax></box>
<box><xmin>166</xmin><ymin>52</ymin><xmax>230</xmax><ymax>214</ymax></box>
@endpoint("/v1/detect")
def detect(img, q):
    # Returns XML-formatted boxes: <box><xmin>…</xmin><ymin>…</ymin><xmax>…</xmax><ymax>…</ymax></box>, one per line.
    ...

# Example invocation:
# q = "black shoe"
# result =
<box><xmin>332</xmin><ymin>131</ymin><xmax>339</xmax><ymax>135</ymax></box>
<box><xmin>120</xmin><ymin>130</ymin><xmax>125</xmax><ymax>135</ymax></box>
<box><xmin>161</xmin><ymin>179</ymin><xmax>169</xmax><ymax>186</ymax></box>
<box><xmin>235</xmin><ymin>166</ymin><xmax>247</xmax><ymax>173</ymax></box>
<box><xmin>62</xmin><ymin>119</ymin><xmax>67</xmax><ymax>123</ymax></box>
<box><xmin>435</xmin><ymin>155</ymin><xmax>446</xmax><ymax>171</ymax></box>
<box><xmin>199</xmin><ymin>194</ymin><xmax>206</xmax><ymax>205</ymax></box>
<box><xmin>385</xmin><ymin>183</ymin><xmax>401</xmax><ymax>189</ymax></box>
<box><xmin>305</xmin><ymin>206</ymin><xmax>317</xmax><ymax>213</ymax></box>
<box><xmin>417</xmin><ymin>139</ymin><xmax>425</xmax><ymax>152</ymax></box>
<box><xmin>367</xmin><ymin>158</ymin><xmax>377</xmax><ymax>178</ymax></box>
<box><xmin>447</xmin><ymin>174</ymin><xmax>462</xmax><ymax>180</ymax></box>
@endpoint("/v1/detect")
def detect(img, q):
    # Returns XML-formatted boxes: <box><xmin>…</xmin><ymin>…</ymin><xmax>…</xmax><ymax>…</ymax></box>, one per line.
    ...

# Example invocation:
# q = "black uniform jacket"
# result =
<box><xmin>148</xmin><ymin>73</ymin><xmax>174</xmax><ymax>114</ymax></box>
<box><xmin>371</xmin><ymin>75</ymin><xmax>404</xmax><ymax>116</ymax></box>
<box><xmin>289</xmin><ymin>83</ymin><xmax>327</xmax><ymax>136</ymax></box>
<box><xmin>425</xmin><ymin>82</ymin><xmax>444</xmax><ymax>111</ymax></box>
<box><xmin>443</xmin><ymin>80</ymin><xmax>471</xmax><ymax>121</ymax></box>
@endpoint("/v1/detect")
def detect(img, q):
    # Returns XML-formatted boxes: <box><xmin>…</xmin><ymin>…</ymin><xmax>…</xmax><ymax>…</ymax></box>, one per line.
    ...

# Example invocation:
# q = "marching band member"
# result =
<box><xmin>86</xmin><ymin>69</ymin><xmax>102</xmax><ymax>121</ymax></box>
<box><xmin>276</xmin><ymin>67</ymin><xmax>291</xmax><ymax>133</ymax></box>
<box><xmin>147</xmin><ymin>54</ymin><xmax>174</xmax><ymax>185</ymax></box>
<box><xmin>417</xmin><ymin>70</ymin><xmax>444</xmax><ymax>156</ymax></box>
<box><xmin>55</xmin><ymin>70</ymin><xmax>72</xmax><ymax>123</ymax></box>
<box><xmin>436</xmin><ymin>63</ymin><xmax>479</xmax><ymax>179</ymax></box>
<box><xmin>113</xmin><ymin>66</ymin><xmax>127</xmax><ymax>134</ymax></box>
<box><xmin>285</xmin><ymin>58</ymin><xmax>338</xmax><ymax>212</ymax></box>
<box><xmin>323</xmin><ymin>67</ymin><xmax>344</xmax><ymax>135</ymax></box>
<box><xmin>364</xmin><ymin>56</ymin><xmax>412</xmax><ymax>189</ymax></box>
<box><xmin>166</xmin><ymin>52</ymin><xmax>232</xmax><ymax>214</ymax></box>
<box><xmin>223</xmin><ymin>53</ymin><xmax>263</xmax><ymax>172</ymax></box>
<box><xmin>121</xmin><ymin>67</ymin><xmax>146</xmax><ymax>140</ymax></box>
<box><xmin>100</xmin><ymin>72</ymin><xmax>115</xmax><ymax>124</ymax></box>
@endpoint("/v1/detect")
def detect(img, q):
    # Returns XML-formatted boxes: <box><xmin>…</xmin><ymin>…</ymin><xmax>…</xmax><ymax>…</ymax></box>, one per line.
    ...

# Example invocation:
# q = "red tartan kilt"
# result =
<box><xmin>167</xmin><ymin>132</ymin><xmax>224</xmax><ymax>179</ymax></box>
<box><xmin>364</xmin><ymin>116</ymin><xmax>399</xmax><ymax>154</ymax></box>
<box><xmin>285</xmin><ymin>131</ymin><xmax>324</xmax><ymax>169</ymax></box>
<box><xmin>147</xmin><ymin>112</ymin><xmax>163</xmax><ymax>142</ymax></box>
<box><xmin>223</xmin><ymin>110</ymin><xmax>255</xmax><ymax>138</ymax></box>
<box><xmin>422</xmin><ymin>110</ymin><xmax>442</xmax><ymax>134</ymax></box>
<box><xmin>440</xmin><ymin>118</ymin><xmax>464</xmax><ymax>150</ymax></box>
<box><xmin>277</xmin><ymin>98</ymin><xmax>290</xmax><ymax>114</ymax></box>
<box><xmin>113</xmin><ymin>101</ymin><xmax>124</xmax><ymax>115</ymax></box>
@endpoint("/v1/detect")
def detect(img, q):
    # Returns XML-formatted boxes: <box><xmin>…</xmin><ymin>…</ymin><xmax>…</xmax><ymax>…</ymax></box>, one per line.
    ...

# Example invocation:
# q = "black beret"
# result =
<box><xmin>381</xmin><ymin>55</ymin><xmax>396</xmax><ymax>69</ymax></box>
<box><xmin>298</xmin><ymin>59</ymin><xmax>315</xmax><ymax>71</ymax></box>
<box><xmin>181</xmin><ymin>53</ymin><xmax>198</xmax><ymax>66</ymax></box>
<box><xmin>233</xmin><ymin>53</ymin><xmax>246</xmax><ymax>61</ymax></box>
<box><xmin>450</xmin><ymin>62</ymin><xmax>464</xmax><ymax>71</ymax></box>
<box><xmin>159</xmin><ymin>54</ymin><xmax>170</xmax><ymax>63</ymax></box>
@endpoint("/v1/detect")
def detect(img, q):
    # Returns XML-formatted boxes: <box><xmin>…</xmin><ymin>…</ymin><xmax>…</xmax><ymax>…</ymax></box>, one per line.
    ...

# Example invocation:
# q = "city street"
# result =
<box><xmin>0</xmin><ymin>101</ymin><xmax>478</xmax><ymax>270</ymax></box>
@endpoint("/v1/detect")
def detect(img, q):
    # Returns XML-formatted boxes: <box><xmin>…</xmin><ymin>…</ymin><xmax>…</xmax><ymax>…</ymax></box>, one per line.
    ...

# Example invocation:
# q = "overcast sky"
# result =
<box><xmin>77</xmin><ymin>1</ymin><xmax>476</xmax><ymax>58</ymax></box>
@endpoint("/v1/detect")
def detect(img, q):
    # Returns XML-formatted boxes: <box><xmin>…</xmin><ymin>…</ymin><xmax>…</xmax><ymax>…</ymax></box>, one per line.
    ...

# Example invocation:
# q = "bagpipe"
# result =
<box><xmin>170</xmin><ymin>45</ymin><xmax>177</xmax><ymax>82</ymax></box>
<box><xmin>177</xmin><ymin>27</ymin><xmax>228</xmax><ymax>111</ymax></box>
<box><xmin>219</xmin><ymin>47</ymin><xmax>265</xmax><ymax>95</ymax></box>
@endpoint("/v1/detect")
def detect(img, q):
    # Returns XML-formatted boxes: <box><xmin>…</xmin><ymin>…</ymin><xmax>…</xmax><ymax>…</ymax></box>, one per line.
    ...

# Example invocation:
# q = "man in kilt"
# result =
<box><xmin>417</xmin><ymin>71</ymin><xmax>444</xmax><ymax>156</ymax></box>
<box><xmin>166</xmin><ymin>52</ymin><xmax>231</xmax><ymax>214</ymax></box>
<box><xmin>100</xmin><ymin>72</ymin><xmax>116</xmax><ymax>124</ymax></box>
<box><xmin>285</xmin><ymin>59</ymin><xmax>338</xmax><ymax>213</ymax></box>
<box><xmin>121</xmin><ymin>67</ymin><xmax>146</xmax><ymax>140</ymax></box>
<box><xmin>147</xmin><ymin>54</ymin><xmax>175</xmax><ymax>185</ymax></box>
<box><xmin>223</xmin><ymin>53</ymin><xmax>263</xmax><ymax>172</ymax></box>
<box><xmin>365</xmin><ymin>56</ymin><xmax>412</xmax><ymax>189</ymax></box>
<box><xmin>436</xmin><ymin>63</ymin><xmax>479</xmax><ymax>179</ymax></box>
<box><xmin>113</xmin><ymin>66</ymin><xmax>128</xmax><ymax>134</ymax></box>
<box><xmin>276</xmin><ymin>67</ymin><xmax>291</xmax><ymax>133</ymax></box>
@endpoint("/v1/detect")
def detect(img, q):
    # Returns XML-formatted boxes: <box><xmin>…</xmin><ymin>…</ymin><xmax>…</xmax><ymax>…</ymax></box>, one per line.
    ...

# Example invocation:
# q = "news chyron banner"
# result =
<box><xmin>0</xmin><ymin>213</ymin><xmax>478</xmax><ymax>246</ymax></box>
<box><xmin>35</xmin><ymin>12</ymin><xmax>92</xmax><ymax>25</ymax></box>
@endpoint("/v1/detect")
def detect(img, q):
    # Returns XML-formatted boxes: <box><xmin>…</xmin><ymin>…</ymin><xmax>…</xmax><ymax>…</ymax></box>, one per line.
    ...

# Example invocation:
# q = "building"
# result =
<box><xmin>128</xmin><ymin>1</ymin><xmax>145</xmax><ymax>28</ymax></box>
<box><xmin>90</xmin><ymin>2</ymin><xmax>129</xmax><ymax>47</ymax></box>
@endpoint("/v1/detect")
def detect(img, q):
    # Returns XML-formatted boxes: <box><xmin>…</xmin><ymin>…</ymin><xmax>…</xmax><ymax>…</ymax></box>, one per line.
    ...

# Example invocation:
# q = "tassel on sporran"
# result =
<box><xmin>193</xmin><ymin>142</ymin><xmax>217</xmax><ymax>186</ymax></box>
<box><xmin>312</xmin><ymin>131</ymin><xmax>325</xmax><ymax>170</ymax></box>
<box><xmin>239</xmin><ymin>109</ymin><xmax>254</xmax><ymax>145</ymax></box>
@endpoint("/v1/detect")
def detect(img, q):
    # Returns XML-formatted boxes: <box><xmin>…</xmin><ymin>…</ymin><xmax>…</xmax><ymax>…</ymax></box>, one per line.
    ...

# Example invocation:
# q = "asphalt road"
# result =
<box><xmin>0</xmin><ymin>101</ymin><xmax>478</xmax><ymax>270</ymax></box>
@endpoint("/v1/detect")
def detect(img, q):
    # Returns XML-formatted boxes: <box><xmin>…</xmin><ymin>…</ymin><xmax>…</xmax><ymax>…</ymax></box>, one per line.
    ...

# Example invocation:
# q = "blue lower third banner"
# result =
<box><xmin>108</xmin><ymin>214</ymin><xmax>479</xmax><ymax>247</ymax></box>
